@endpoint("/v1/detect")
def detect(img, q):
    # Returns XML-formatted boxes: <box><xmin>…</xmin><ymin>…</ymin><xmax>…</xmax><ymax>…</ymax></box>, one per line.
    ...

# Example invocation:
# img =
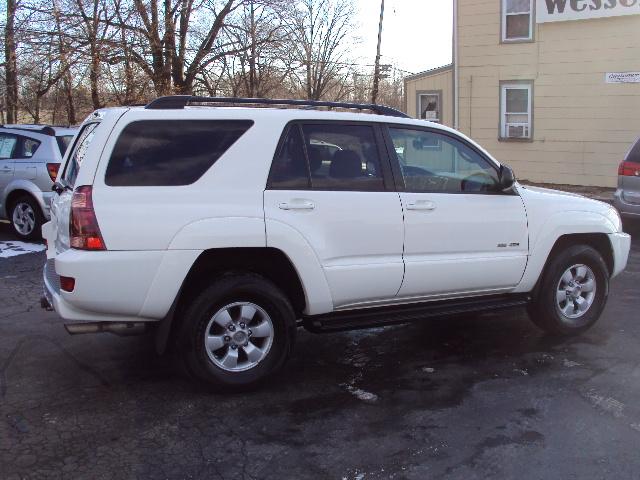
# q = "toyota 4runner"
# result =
<box><xmin>42</xmin><ymin>96</ymin><xmax>631</xmax><ymax>389</ymax></box>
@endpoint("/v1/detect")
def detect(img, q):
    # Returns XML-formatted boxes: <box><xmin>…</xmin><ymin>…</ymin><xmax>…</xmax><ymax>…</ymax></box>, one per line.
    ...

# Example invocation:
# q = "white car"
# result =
<box><xmin>42</xmin><ymin>97</ymin><xmax>631</xmax><ymax>389</ymax></box>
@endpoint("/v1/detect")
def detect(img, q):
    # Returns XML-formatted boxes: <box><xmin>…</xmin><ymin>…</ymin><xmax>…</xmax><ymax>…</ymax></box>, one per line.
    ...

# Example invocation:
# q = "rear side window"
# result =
<box><xmin>63</xmin><ymin>123</ymin><xmax>99</xmax><ymax>187</ymax></box>
<box><xmin>105</xmin><ymin>120</ymin><xmax>253</xmax><ymax>187</ymax></box>
<box><xmin>268</xmin><ymin>126</ymin><xmax>310</xmax><ymax>189</ymax></box>
<box><xmin>17</xmin><ymin>137</ymin><xmax>41</xmax><ymax>158</ymax></box>
<box><xmin>268</xmin><ymin>123</ymin><xmax>385</xmax><ymax>192</ymax></box>
<box><xmin>626</xmin><ymin>138</ymin><xmax>640</xmax><ymax>164</ymax></box>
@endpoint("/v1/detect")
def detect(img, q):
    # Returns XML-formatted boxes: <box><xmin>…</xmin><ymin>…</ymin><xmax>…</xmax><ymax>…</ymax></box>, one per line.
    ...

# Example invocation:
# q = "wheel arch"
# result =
<box><xmin>157</xmin><ymin>247</ymin><xmax>308</xmax><ymax>354</ymax></box>
<box><xmin>530</xmin><ymin>232</ymin><xmax>614</xmax><ymax>299</ymax></box>
<box><xmin>5</xmin><ymin>188</ymin><xmax>38</xmax><ymax>217</ymax></box>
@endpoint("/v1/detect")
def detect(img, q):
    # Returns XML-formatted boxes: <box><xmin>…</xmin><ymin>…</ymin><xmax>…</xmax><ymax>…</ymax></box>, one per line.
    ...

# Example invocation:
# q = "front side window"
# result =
<box><xmin>105</xmin><ymin>120</ymin><xmax>253</xmax><ymax>187</ymax></box>
<box><xmin>500</xmin><ymin>83</ymin><xmax>533</xmax><ymax>140</ymax></box>
<box><xmin>502</xmin><ymin>0</ymin><xmax>533</xmax><ymax>42</ymax></box>
<box><xmin>0</xmin><ymin>134</ymin><xmax>18</xmax><ymax>159</ymax></box>
<box><xmin>63</xmin><ymin>122</ymin><xmax>99</xmax><ymax>187</ymax></box>
<box><xmin>268</xmin><ymin>123</ymin><xmax>385</xmax><ymax>192</ymax></box>
<box><xmin>389</xmin><ymin>128</ymin><xmax>500</xmax><ymax>193</ymax></box>
<box><xmin>419</xmin><ymin>93</ymin><xmax>441</xmax><ymax>122</ymax></box>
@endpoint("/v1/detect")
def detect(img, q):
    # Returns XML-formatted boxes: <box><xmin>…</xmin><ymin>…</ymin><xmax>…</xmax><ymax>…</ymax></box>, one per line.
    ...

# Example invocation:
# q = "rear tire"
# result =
<box><xmin>9</xmin><ymin>195</ymin><xmax>44</xmax><ymax>241</ymax></box>
<box><xmin>528</xmin><ymin>245</ymin><xmax>609</xmax><ymax>336</ymax></box>
<box><xmin>178</xmin><ymin>273</ymin><xmax>296</xmax><ymax>391</ymax></box>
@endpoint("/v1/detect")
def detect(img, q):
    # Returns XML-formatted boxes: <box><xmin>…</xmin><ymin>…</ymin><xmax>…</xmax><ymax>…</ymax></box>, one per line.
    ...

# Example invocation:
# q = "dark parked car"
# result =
<box><xmin>614</xmin><ymin>137</ymin><xmax>640</xmax><ymax>223</ymax></box>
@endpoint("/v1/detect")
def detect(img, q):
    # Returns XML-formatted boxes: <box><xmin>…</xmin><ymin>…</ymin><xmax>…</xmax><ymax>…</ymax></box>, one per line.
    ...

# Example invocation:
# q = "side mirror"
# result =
<box><xmin>499</xmin><ymin>164</ymin><xmax>516</xmax><ymax>191</ymax></box>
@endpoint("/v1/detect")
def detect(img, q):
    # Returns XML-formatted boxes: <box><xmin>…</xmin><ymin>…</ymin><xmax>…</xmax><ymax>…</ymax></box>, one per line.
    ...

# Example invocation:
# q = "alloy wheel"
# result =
<box><xmin>556</xmin><ymin>264</ymin><xmax>597</xmax><ymax>321</ymax></box>
<box><xmin>204</xmin><ymin>302</ymin><xmax>274</xmax><ymax>372</ymax></box>
<box><xmin>12</xmin><ymin>202</ymin><xmax>36</xmax><ymax>236</ymax></box>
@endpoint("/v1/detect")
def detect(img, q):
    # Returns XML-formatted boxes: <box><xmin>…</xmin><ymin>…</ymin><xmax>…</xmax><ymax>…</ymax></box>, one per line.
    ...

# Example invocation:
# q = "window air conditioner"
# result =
<box><xmin>506</xmin><ymin>123</ymin><xmax>529</xmax><ymax>139</ymax></box>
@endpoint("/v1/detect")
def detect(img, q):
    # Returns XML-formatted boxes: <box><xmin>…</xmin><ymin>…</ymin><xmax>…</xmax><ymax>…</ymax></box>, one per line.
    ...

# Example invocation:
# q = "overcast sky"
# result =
<box><xmin>352</xmin><ymin>0</ymin><xmax>453</xmax><ymax>75</ymax></box>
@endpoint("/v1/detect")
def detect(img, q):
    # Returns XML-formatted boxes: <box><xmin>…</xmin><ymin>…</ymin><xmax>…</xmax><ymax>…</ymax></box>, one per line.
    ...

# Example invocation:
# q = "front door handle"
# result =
<box><xmin>278</xmin><ymin>200</ymin><xmax>315</xmax><ymax>211</ymax></box>
<box><xmin>406</xmin><ymin>200</ymin><xmax>436</xmax><ymax>211</ymax></box>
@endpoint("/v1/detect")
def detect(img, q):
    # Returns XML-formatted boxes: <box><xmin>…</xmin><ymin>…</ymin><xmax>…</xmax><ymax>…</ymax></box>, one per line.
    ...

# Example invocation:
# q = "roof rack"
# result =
<box><xmin>145</xmin><ymin>95</ymin><xmax>410</xmax><ymax>118</ymax></box>
<box><xmin>0</xmin><ymin>124</ymin><xmax>58</xmax><ymax>136</ymax></box>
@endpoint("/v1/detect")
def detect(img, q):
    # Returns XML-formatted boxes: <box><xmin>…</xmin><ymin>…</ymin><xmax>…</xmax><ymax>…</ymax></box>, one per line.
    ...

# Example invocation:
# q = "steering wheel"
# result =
<box><xmin>460</xmin><ymin>171</ymin><xmax>497</xmax><ymax>192</ymax></box>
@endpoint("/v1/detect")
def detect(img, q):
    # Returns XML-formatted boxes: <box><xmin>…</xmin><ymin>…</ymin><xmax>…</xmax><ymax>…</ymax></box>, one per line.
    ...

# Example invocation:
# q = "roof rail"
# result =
<box><xmin>0</xmin><ymin>124</ymin><xmax>57</xmax><ymax>136</ymax></box>
<box><xmin>145</xmin><ymin>95</ymin><xmax>410</xmax><ymax>118</ymax></box>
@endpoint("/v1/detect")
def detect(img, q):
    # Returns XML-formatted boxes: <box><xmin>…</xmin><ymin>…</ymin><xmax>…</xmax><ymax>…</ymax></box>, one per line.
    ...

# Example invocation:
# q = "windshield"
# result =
<box><xmin>61</xmin><ymin>123</ymin><xmax>98</xmax><ymax>187</ymax></box>
<box><xmin>55</xmin><ymin>135</ymin><xmax>74</xmax><ymax>157</ymax></box>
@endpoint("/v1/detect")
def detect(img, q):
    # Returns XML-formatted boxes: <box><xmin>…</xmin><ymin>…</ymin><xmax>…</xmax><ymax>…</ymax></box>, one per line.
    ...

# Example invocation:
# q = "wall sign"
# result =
<box><xmin>537</xmin><ymin>0</ymin><xmax>640</xmax><ymax>23</ymax></box>
<box><xmin>606</xmin><ymin>72</ymin><xmax>640</xmax><ymax>83</ymax></box>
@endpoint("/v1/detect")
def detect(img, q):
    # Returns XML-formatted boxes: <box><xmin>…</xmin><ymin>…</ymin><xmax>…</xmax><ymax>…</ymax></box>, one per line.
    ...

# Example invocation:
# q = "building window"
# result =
<box><xmin>502</xmin><ymin>0</ymin><xmax>533</xmax><ymax>42</ymax></box>
<box><xmin>418</xmin><ymin>92</ymin><xmax>441</xmax><ymax>122</ymax></box>
<box><xmin>500</xmin><ymin>82</ymin><xmax>533</xmax><ymax>140</ymax></box>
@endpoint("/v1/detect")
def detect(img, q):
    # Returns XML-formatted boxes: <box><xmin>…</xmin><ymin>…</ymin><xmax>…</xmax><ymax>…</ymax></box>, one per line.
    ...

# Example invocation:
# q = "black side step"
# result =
<box><xmin>302</xmin><ymin>294</ymin><xmax>531</xmax><ymax>333</ymax></box>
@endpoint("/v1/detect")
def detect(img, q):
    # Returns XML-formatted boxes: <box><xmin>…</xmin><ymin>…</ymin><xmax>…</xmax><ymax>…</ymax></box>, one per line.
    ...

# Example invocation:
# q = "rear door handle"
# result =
<box><xmin>278</xmin><ymin>200</ymin><xmax>315</xmax><ymax>210</ymax></box>
<box><xmin>406</xmin><ymin>200</ymin><xmax>436</xmax><ymax>211</ymax></box>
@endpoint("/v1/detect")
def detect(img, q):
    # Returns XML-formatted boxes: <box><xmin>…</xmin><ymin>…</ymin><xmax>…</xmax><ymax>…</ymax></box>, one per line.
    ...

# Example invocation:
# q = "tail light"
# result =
<box><xmin>70</xmin><ymin>186</ymin><xmax>106</xmax><ymax>250</ymax></box>
<box><xmin>618</xmin><ymin>161</ymin><xmax>640</xmax><ymax>177</ymax></box>
<box><xmin>46</xmin><ymin>163</ymin><xmax>60</xmax><ymax>182</ymax></box>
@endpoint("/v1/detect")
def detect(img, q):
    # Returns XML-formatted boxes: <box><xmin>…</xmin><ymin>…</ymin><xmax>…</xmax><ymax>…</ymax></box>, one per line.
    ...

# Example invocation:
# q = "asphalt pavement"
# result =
<box><xmin>1</xmin><ymin>219</ymin><xmax>639</xmax><ymax>479</ymax></box>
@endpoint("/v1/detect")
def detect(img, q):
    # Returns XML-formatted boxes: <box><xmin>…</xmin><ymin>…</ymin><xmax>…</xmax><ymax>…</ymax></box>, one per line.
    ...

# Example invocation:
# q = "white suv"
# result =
<box><xmin>42</xmin><ymin>97</ymin><xmax>631</xmax><ymax>389</ymax></box>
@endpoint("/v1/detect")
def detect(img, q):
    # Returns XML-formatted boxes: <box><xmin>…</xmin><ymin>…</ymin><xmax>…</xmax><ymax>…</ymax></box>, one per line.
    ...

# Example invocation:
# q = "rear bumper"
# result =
<box><xmin>614</xmin><ymin>189</ymin><xmax>640</xmax><ymax>218</ymax></box>
<box><xmin>42</xmin><ymin>248</ymin><xmax>201</xmax><ymax>324</ymax></box>
<box><xmin>608</xmin><ymin>232</ymin><xmax>631</xmax><ymax>278</ymax></box>
<box><xmin>43</xmin><ymin>257</ymin><xmax>151</xmax><ymax>323</ymax></box>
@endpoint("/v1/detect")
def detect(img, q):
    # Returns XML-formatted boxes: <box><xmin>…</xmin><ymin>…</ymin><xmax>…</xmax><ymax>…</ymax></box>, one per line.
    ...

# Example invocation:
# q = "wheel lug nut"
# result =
<box><xmin>228</xmin><ymin>324</ymin><xmax>235</xmax><ymax>331</ymax></box>
<box><xmin>224</xmin><ymin>336</ymin><xmax>231</xmax><ymax>342</ymax></box>
<box><xmin>240</xmin><ymin>322</ymin><xmax>246</xmax><ymax>329</ymax></box>
<box><xmin>248</xmin><ymin>330</ymin><xmax>252</xmax><ymax>336</ymax></box>
<box><xmin>231</xmin><ymin>345</ymin><xmax>237</xmax><ymax>350</ymax></box>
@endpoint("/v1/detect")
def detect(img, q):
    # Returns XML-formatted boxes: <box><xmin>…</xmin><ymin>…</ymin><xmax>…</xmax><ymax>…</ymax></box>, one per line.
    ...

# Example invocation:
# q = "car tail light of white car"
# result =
<box><xmin>70</xmin><ymin>185</ymin><xmax>106</xmax><ymax>250</ymax></box>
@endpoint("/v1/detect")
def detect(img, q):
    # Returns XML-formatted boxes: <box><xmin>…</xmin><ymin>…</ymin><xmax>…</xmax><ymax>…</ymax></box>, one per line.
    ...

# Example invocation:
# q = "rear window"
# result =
<box><xmin>62</xmin><ymin>123</ymin><xmax>99</xmax><ymax>187</ymax></box>
<box><xmin>105</xmin><ymin>120</ymin><xmax>253</xmax><ymax>187</ymax></box>
<box><xmin>56</xmin><ymin>135</ymin><xmax>74</xmax><ymax>156</ymax></box>
<box><xmin>626</xmin><ymin>137</ymin><xmax>640</xmax><ymax>164</ymax></box>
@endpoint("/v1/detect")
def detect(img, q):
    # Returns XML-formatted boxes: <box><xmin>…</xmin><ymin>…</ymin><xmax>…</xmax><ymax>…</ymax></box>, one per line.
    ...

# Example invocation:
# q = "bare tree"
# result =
<box><xmin>222</xmin><ymin>0</ymin><xmax>290</xmax><ymax>97</ymax></box>
<box><xmin>119</xmin><ymin>0</ymin><xmax>243</xmax><ymax>95</ymax></box>
<box><xmin>19</xmin><ymin>38</ymin><xmax>70</xmax><ymax>122</ymax></box>
<box><xmin>286</xmin><ymin>0</ymin><xmax>356</xmax><ymax>101</ymax></box>
<box><xmin>5</xmin><ymin>0</ymin><xmax>19</xmax><ymax>122</ymax></box>
<box><xmin>73</xmin><ymin>0</ymin><xmax>113</xmax><ymax>109</ymax></box>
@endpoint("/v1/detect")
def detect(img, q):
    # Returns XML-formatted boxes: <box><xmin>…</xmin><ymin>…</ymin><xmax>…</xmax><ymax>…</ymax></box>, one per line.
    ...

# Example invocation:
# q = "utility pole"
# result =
<box><xmin>371</xmin><ymin>0</ymin><xmax>384</xmax><ymax>104</ymax></box>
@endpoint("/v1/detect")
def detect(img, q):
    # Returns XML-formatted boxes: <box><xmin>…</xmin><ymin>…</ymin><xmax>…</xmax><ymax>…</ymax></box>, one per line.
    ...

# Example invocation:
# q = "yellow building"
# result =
<box><xmin>405</xmin><ymin>0</ymin><xmax>640</xmax><ymax>187</ymax></box>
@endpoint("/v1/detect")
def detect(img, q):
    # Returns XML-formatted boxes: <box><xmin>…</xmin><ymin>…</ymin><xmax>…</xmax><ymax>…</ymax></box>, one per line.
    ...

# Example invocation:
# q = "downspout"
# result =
<box><xmin>453</xmin><ymin>0</ymin><xmax>459</xmax><ymax>130</ymax></box>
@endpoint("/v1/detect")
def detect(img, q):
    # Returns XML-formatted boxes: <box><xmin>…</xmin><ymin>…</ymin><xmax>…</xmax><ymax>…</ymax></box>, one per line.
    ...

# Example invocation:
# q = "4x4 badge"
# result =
<box><xmin>498</xmin><ymin>242</ymin><xmax>520</xmax><ymax>248</ymax></box>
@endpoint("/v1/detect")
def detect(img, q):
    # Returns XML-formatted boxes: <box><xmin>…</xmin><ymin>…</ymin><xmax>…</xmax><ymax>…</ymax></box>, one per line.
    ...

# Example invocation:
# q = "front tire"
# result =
<box><xmin>178</xmin><ymin>273</ymin><xmax>296</xmax><ymax>390</ymax></box>
<box><xmin>528</xmin><ymin>245</ymin><xmax>609</xmax><ymax>336</ymax></box>
<box><xmin>10</xmin><ymin>195</ymin><xmax>44</xmax><ymax>241</ymax></box>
